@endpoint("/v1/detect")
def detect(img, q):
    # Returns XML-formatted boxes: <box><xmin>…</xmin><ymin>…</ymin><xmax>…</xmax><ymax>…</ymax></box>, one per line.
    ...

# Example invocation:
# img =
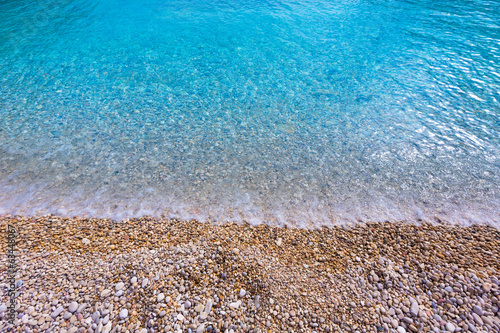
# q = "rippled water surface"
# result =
<box><xmin>1</xmin><ymin>0</ymin><xmax>499</xmax><ymax>226</ymax></box>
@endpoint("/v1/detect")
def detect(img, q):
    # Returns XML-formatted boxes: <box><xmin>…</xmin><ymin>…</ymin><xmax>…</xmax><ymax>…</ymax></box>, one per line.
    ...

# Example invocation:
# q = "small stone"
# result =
<box><xmin>397</xmin><ymin>327</ymin><xmax>406</xmax><ymax>333</ymax></box>
<box><xmin>76</xmin><ymin>303</ymin><xmax>87</xmax><ymax>313</ymax></box>
<box><xmin>232</xmin><ymin>248</ymin><xmax>240</xmax><ymax>255</ymax></box>
<box><xmin>177</xmin><ymin>314</ymin><xmax>185</xmax><ymax>321</ymax></box>
<box><xmin>22</xmin><ymin>314</ymin><xmax>29</xmax><ymax>324</ymax></box>
<box><xmin>119</xmin><ymin>309</ymin><xmax>128</xmax><ymax>319</ymax></box>
<box><xmin>276</xmin><ymin>238</ymin><xmax>282</xmax><ymax>246</ymax></box>
<box><xmin>82</xmin><ymin>238</ymin><xmax>90</xmax><ymax>245</ymax></box>
<box><xmin>200</xmin><ymin>312</ymin><xmax>208</xmax><ymax>320</ymax></box>
<box><xmin>410</xmin><ymin>301</ymin><xmax>419</xmax><ymax>317</ymax></box>
<box><xmin>408</xmin><ymin>325</ymin><xmax>418</xmax><ymax>333</ymax></box>
<box><xmin>205</xmin><ymin>299</ymin><xmax>213</xmax><ymax>314</ymax></box>
<box><xmin>239</xmin><ymin>289</ymin><xmax>246</xmax><ymax>298</ymax></box>
<box><xmin>142</xmin><ymin>278</ymin><xmax>149</xmax><ymax>288</ymax></box>
<box><xmin>196</xmin><ymin>323</ymin><xmax>206</xmax><ymax>333</ymax></box>
<box><xmin>483</xmin><ymin>316</ymin><xmax>493</xmax><ymax>326</ymax></box>
<box><xmin>68</xmin><ymin>302</ymin><xmax>78</xmax><ymax>313</ymax></box>
<box><xmin>445</xmin><ymin>322</ymin><xmax>456</xmax><ymax>332</ymax></box>
<box><xmin>68</xmin><ymin>328</ymin><xmax>78</xmax><ymax>333</ymax></box>
<box><xmin>130</xmin><ymin>277</ymin><xmax>137</xmax><ymax>284</ymax></box>
<box><xmin>159</xmin><ymin>310</ymin><xmax>166</xmax><ymax>317</ymax></box>
<box><xmin>0</xmin><ymin>305</ymin><xmax>7</xmax><ymax>313</ymax></box>
<box><xmin>115</xmin><ymin>282</ymin><xmax>124</xmax><ymax>291</ymax></box>
<box><xmin>63</xmin><ymin>312</ymin><xmax>72</xmax><ymax>320</ymax></box>
<box><xmin>195</xmin><ymin>304</ymin><xmax>204</xmax><ymax>312</ymax></box>
<box><xmin>157</xmin><ymin>293</ymin><xmax>165</xmax><ymax>302</ymax></box>
<box><xmin>473</xmin><ymin>305</ymin><xmax>483</xmax><ymax>316</ymax></box>
<box><xmin>229</xmin><ymin>300</ymin><xmax>241</xmax><ymax>309</ymax></box>
<box><xmin>101</xmin><ymin>289</ymin><xmax>111</xmax><ymax>297</ymax></box>
<box><xmin>184</xmin><ymin>300</ymin><xmax>191</xmax><ymax>309</ymax></box>
<box><xmin>102</xmin><ymin>322</ymin><xmax>112</xmax><ymax>333</ymax></box>
<box><xmin>254</xmin><ymin>295</ymin><xmax>261</xmax><ymax>309</ymax></box>
<box><xmin>483</xmin><ymin>283</ymin><xmax>492</xmax><ymax>292</ymax></box>
<box><xmin>115</xmin><ymin>290</ymin><xmax>123</xmax><ymax>297</ymax></box>
<box><xmin>92</xmin><ymin>311</ymin><xmax>100</xmax><ymax>323</ymax></box>
<box><xmin>472</xmin><ymin>313</ymin><xmax>483</xmax><ymax>326</ymax></box>
<box><xmin>52</xmin><ymin>306</ymin><xmax>64</xmax><ymax>318</ymax></box>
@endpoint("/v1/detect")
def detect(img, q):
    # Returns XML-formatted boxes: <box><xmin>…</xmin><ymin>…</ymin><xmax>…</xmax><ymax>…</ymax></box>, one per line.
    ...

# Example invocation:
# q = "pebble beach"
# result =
<box><xmin>1</xmin><ymin>216</ymin><xmax>499</xmax><ymax>333</ymax></box>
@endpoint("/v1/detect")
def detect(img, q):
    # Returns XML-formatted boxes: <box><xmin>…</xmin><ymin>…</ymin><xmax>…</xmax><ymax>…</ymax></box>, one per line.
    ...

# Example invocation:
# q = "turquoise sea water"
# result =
<box><xmin>0</xmin><ymin>0</ymin><xmax>499</xmax><ymax>226</ymax></box>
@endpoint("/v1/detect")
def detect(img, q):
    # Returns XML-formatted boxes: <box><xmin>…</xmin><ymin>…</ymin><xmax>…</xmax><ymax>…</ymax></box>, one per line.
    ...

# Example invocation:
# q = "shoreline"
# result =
<box><xmin>1</xmin><ymin>215</ymin><xmax>499</xmax><ymax>332</ymax></box>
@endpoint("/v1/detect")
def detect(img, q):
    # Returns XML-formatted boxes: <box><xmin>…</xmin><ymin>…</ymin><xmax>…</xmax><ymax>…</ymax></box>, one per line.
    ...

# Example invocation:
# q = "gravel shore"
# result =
<box><xmin>1</xmin><ymin>216</ymin><xmax>499</xmax><ymax>333</ymax></box>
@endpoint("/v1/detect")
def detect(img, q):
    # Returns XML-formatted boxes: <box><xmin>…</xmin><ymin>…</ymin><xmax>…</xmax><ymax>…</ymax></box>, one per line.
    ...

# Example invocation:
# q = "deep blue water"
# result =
<box><xmin>0</xmin><ymin>0</ymin><xmax>499</xmax><ymax>226</ymax></box>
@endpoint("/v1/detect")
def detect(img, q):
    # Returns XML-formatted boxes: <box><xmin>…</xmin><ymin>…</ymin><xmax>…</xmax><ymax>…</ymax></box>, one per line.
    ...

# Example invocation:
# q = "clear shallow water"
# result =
<box><xmin>0</xmin><ymin>0</ymin><xmax>499</xmax><ymax>226</ymax></box>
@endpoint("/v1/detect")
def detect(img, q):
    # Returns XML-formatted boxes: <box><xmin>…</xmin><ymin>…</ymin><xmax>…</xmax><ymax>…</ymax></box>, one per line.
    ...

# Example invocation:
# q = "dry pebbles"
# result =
<box><xmin>0</xmin><ymin>215</ymin><xmax>499</xmax><ymax>333</ymax></box>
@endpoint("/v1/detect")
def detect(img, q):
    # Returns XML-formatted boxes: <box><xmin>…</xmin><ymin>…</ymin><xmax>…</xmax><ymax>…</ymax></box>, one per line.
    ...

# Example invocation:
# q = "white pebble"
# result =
<box><xmin>101</xmin><ymin>289</ymin><xmax>111</xmax><ymax>297</ymax></box>
<box><xmin>77</xmin><ymin>303</ymin><xmax>87</xmax><ymax>313</ymax></box>
<box><xmin>204</xmin><ymin>299</ymin><xmax>213</xmax><ymax>314</ymax></box>
<box><xmin>130</xmin><ymin>277</ymin><xmax>137</xmax><ymax>284</ymax></box>
<box><xmin>82</xmin><ymin>238</ymin><xmax>90</xmax><ymax>245</ymax></box>
<box><xmin>229</xmin><ymin>300</ymin><xmax>241</xmax><ymax>309</ymax></box>
<box><xmin>68</xmin><ymin>302</ymin><xmax>78</xmax><ymax>313</ymax></box>
<box><xmin>196</xmin><ymin>323</ymin><xmax>205</xmax><ymax>333</ymax></box>
<box><xmin>445</xmin><ymin>323</ymin><xmax>456</xmax><ymax>332</ymax></box>
<box><xmin>254</xmin><ymin>295</ymin><xmax>261</xmax><ymax>309</ymax></box>
<box><xmin>51</xmin><ymin>306</ymin><xmax>64</xmax><ymax>318</ymax></box>
<box><xmin>115</xmin><ymin>282</ymin><xmax>124</xmax><ymax>291</ymax></box>
<box><xmin>239</xmin><ymin>289</ymin><xmax>246</xmax><ymax>298</ymax></box>
<box><xmin>119</xmin><ymin>309</ymin><xmax>128</xmax><ymax>319</ymax></box>
<box><xmin>410</xmin><ymin>301</ymin><xmax>419</xmax><ymax>317</ymax></box>
<box><xmin>102</xmin><ymin>322</ymin><xmax>112</xmax><ymax>333</ymax></box>
<box><xmin>157</xmin><ymin>293</ymin><xmax>165</xmax><ymax>302</ymax></box>
<box><xmin>141</xmin><ymin>278</ymin><xmax>149</xmax><ymax>288</ymax></box>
